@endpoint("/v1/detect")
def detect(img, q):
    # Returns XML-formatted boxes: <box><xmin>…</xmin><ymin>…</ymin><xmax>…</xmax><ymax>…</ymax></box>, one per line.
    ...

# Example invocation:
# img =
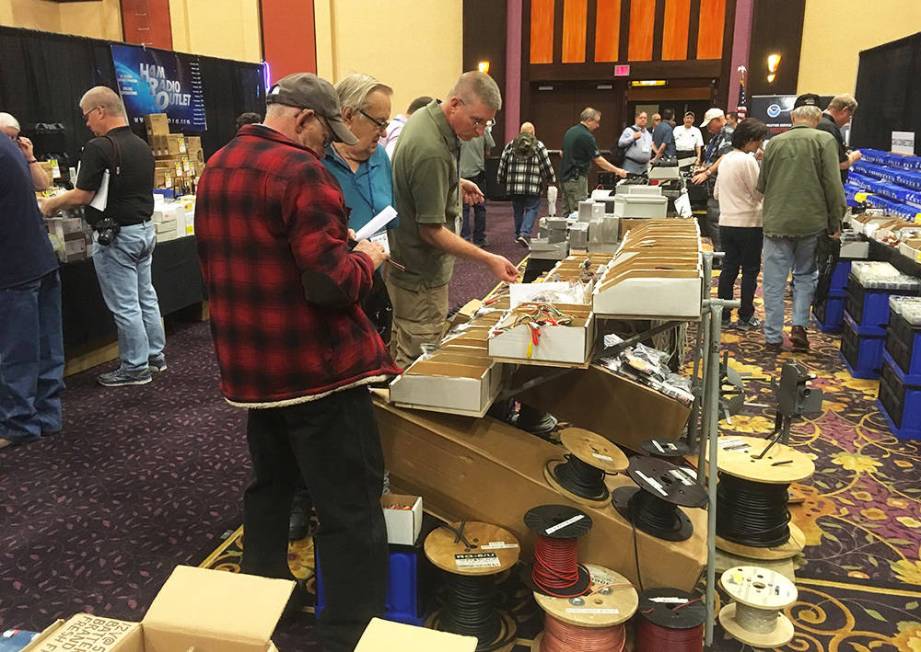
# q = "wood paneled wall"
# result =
<box><xmin>529</xmin><ymin>0</ymin><xmax>731</xmax><ymax>66</ymax></box>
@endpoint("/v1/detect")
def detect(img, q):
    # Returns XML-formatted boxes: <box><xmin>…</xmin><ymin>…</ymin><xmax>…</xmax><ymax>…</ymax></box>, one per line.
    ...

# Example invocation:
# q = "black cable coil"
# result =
<box><xmin>716</xmin><ymin>473</ymin><xmax>791</xmax><ymax>548</ymax></box>
<box><xmin>627</xmin><ymin>489</ymin><xmax>683</xmax><ymax>536</ymax></box>
<box><xmin>436</xmin><ymin>573</ymin><xmax>511</xmax><ymax>651</ymax></box>
<box><xmin>555</xmin><ymin>454</ymin><xmax>607</xmax><ymax>500</ymax></box>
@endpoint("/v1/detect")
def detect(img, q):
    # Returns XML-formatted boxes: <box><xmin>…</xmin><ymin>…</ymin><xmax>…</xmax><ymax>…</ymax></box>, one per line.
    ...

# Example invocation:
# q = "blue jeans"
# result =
<box><xmin>93</xmin><ymin>222</ymin><xmax>165</xmax><ymax>372</ymax></box>
<box><xmin>0</xmin><ymin>271</ymin><xmax>64</xmax><ymax>442</ymax></box>
<box><xmin>762</xmin><ymin>235</ymin><xmax>819</xmax><ymax>344</ymax></box>
<box><xmin>512</xmin><ymin>195</ymin><xmax>541</xmax><ymax>237</ymax></box>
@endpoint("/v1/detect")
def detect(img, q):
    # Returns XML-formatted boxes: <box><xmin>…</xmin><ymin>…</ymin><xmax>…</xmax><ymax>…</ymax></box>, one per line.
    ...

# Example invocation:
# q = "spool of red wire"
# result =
<box><xmin>633</xmin><ymin>588</ymin><xmax>706</xmax><ymax>652</ymax></box>
<box><xmin>524</xmin><ymin>505</ymin><xmax>593</xmax><ymax>598</ymax></box>
<box><xmin>541</xmin><ymin>614</ymin><xmax>626</xmax><ymax>652</ymax></box>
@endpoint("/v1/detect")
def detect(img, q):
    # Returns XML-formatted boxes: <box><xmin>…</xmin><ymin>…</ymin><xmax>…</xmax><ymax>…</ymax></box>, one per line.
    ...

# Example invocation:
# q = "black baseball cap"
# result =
<box><xmin>266</xmin><ymin>73</ymin><xmax>357</xmax><ymax>145</ymax></box>
<box><xmin>793</xmin><ymin>93</ymin><xmax>821</xmax><ymax>109</ymax></box>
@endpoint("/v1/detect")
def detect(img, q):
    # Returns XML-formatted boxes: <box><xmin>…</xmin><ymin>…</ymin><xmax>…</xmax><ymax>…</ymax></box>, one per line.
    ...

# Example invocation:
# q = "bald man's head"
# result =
<box><xmin>79</xmin><ymin>86</ymin><xmax>126</xmax><ymax>117</ymax></box>
<box><xmin>520</xmin><ymin>122</ymin><xmax>535</xmax><ymax>135</ymax></box>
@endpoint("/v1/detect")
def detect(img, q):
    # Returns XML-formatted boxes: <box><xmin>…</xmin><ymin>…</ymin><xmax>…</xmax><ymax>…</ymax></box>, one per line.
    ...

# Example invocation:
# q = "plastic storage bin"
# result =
<box><xmin>814</xmin><ymin>290</ymin><xmax>846</xmax><ymax>333</ymax></box>
<box><xmin>886</xmin><ymin>308</ymin><xmax>921</xmax><ymax>382</ymax></box>
<box><xmin>315</xmin><ymin>545</ymin><xmax>424</xmax><ymax>626</ymax></box>
<box><xmin>841</xmin><ymin>312</ymin><xmax>886</xmax><ymax>379</ymax></box>
<box><xmin>845</xmin><ymin>284</ymin><xmax>921</xmax><ymax>333</ymax></box>
<box><xmin>877</xmin><ymin>352</ymin><xmax>921</xmax><ymax>440</ymax></box>
<box><xmin>830</xmin><ymin>260</ymin><xmax>852</xmax><ymax>293</ymax></box>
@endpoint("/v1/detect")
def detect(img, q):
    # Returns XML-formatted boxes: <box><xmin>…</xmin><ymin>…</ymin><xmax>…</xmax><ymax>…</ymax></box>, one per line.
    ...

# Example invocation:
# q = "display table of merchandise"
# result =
<box><xmin>61</xmin><ymin>234</ymin><xmax>204</xmax><ymax>374</ymax></box>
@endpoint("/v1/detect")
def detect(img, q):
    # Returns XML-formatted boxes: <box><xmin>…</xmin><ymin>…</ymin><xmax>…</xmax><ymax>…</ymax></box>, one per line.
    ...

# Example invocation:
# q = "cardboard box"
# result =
<box><xmin>144</xmin><ymin>113</ymin><xmax>169</xmax><ymax>138</ymax></box>
<box><xmin>381</xmin><ymin>494</ymin><xmax>423</xmax><ymax>545</ymax></box>
<box><xmin>514</xmin><ymin>363</ymin><xmax>692</xmax><ymax>453</ymax></box>
<box><xmin>900</xmin><ymin>238</ymin><xmax>921</xmax><ymax>263</ymax></box>
<box><xmin>488</xmin><ymin>303</ymin><xmax>595</xmax><ymax>366</ymax></box>
<box><xmin>24</xmin><ymin>565</ymin><xmax>293</xmax><ymax>652</ymax></box>
<box><xmin>374</xmin><ymin>396</ymin><xmax>706</xmax><ymax>591</ymax></box>
<box><xmin>155</xmin><ymin>218</ymin><xmax>177</xmax><ymax>233</ymax></box>
<box><xmin>356</xmin><ymin>618</ymin><xmax>476</xmax><ymax>651</ymax></box>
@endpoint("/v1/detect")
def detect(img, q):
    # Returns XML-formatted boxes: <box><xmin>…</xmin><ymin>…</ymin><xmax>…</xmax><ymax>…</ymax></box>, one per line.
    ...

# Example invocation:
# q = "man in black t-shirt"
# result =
<box><xmin>817</xmin><ymin>94</ymin><xmax>861</xmax><ymax>184</ymax></box>
<box><xmin>559</xmin><ymin>108</ymin><xmax>626</xmax><ymax>214</ymax></box>
<box><xmin>42</xmin><ymin>86</ymin><xmax>165</xmax><ymax>387</ymax></box>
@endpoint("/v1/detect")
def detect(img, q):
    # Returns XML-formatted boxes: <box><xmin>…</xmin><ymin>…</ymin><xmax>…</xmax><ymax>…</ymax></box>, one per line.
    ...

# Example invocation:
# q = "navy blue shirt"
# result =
<box><xmin>322</xmin><ymin>144</ymin><xmax>394</xmax><ymax>233</ymax></box>
<box><xmin>652</xmin><ymin>122</ymin><xmax>676</xmax><ymax>158</ymax></box>
<box><xmin>0</xmin><ymin>135</ymin><xmax>58</xmax><ymax>289</ymax></box>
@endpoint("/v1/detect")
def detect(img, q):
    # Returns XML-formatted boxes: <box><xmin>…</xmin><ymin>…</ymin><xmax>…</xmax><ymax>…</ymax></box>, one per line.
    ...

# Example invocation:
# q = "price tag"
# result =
<box><xmin>50</xmin><ymin>159</ymin><xmax>61</xmax><ymax>179</ymax></box>
<box><xmin>719</xmin><ymin>438</ymin><xmax>748</xmax><ymax>450</ymax></box>
<box><xmin>566</xmin><ymin>607</ymin><xmax>619</xmax><ymax>615</ymax></box>
<box><xmin>545</xmin><ymin>514</ymin><xmax>585</xmax><ymax>535</ymax></box>
<box><xmin>592</xmin><ymin>452</ymin><xmax>614</xmax><ymax>462</ymax></box>
<box><xmin>455</xmin><ymin>552</ymin><xmax>501</xmax><ymax>569</ymax></box>
<box><xmin>635</xmin><ymin>470</ymin><xmax>668</xmax><ymax>497</ymax></box>
<box><xmin>650</xmin><ymin>596</ymin><xmax>688</xmax><ymax>604</ymax></box>
<box><xmin>480</xmin><ymin>541</ymin><xmax>519</xmax><ymax>550</ymax></box>
<box><xmin>669</xmin><ymin>468</ymin><xmax>695</xmax><ymax>486</ymax></box>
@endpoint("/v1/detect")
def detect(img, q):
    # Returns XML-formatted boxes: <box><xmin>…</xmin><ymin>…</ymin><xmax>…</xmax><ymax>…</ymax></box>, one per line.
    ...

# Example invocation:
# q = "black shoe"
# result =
<box><xmin>516</xmin><ymin>235</ymin><xmax>530</xmax><ymax>248</ymax></box>
<box><xmin>517</xmin><ymin>405</ymin><xmax>558</xmax><ymax>437</ymax></box>
<box><xmin>97</xmin><ymin>368</ymin><xmax>152</xmax><ymax>387</ymax></box>
<box><xmin>148</xmin><ymin>356</ymin><xmax>167</xmax><ymax>372</ymax></box>
<box><xmin>475</xmin><ymin>240</ymin><xmax>489</xmax><ymax>248</ymax></box>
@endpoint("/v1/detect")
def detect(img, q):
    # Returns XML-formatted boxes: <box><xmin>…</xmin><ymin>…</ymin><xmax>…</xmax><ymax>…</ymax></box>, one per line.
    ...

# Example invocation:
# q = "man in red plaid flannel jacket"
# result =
<box><xmin>195</xmin><ymin>73</ymin><xmax>398</xmax><ymax>652</ymax></box>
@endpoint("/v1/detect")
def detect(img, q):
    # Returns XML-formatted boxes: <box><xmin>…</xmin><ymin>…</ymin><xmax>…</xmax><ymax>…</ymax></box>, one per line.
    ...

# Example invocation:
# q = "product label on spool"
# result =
<box><xmin>635</xmin><ymin>471</ymin><xmax>668</xmax><ymax>496</ymax></box>
<box><xmin>481</xmin><ymin>541</ymin><xmax>519</xmax><ymax>550</ymax></box>
<box><xmin>719</xmin><ymin>438</ymin><xmax>748</xmax><ymax>450</ymax></box>
<box><xmin>650</xmin><ymin>597</ymin><xmax>688</xmax><ymax>604</ymax></box>
<box><xmin>669</xmin><ymin>468</ymin><xmax>695</xmax><ymax>486</ymax></box>
<box><xmin>545</xmin><ymin>514</ymin><xmax>585</xmax><ymax>535</ymax></box>
<box><xmin>592</xmin><ymin>452</ymin><xmax>614</xmax><ymax>462</ymax></box>
<box><xmin>454</xmin><ymin>552</ymin><xmax>501</xmax><ymax>569</ymax></box>
<box><xmin>566</xmin><ymin>607</ymin><xmax>619</xmax><ymax>614</ymax></box>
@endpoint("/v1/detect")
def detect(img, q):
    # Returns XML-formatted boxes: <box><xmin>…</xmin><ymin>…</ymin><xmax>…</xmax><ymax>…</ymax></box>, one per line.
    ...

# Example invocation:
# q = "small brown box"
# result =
<box><xmin>144</xmin><ymin>113</ymin><xmax>169</xmax><ymax>138</ymax></box>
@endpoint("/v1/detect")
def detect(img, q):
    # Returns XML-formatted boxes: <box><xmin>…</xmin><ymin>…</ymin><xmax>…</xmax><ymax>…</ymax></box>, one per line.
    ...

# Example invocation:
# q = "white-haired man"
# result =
<box><xmin>388</xmin><ymin>71</ymin><xmax>519</xmax><ymax>367</ymax></box>
<box><xmin>0</xmin><ymin>112</ymin><xmax>50</xmax><ymax>191</ymax></box>
<box><xmin>757</xmin><ymin>99</ymin><xmax>846</xmax><ymax>353</ymax></box>
<box><xmin>41</xmin><ymin>87</ymin><xmax>165</xmax><ymax>387</ymax></box>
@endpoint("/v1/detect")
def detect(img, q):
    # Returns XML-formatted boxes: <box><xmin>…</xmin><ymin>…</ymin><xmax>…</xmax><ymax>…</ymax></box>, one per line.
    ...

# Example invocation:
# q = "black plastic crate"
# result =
<box><xmin>887</xmin><ymin>311</ymin><xmax>921</xmax><ymax>379</ymax></box>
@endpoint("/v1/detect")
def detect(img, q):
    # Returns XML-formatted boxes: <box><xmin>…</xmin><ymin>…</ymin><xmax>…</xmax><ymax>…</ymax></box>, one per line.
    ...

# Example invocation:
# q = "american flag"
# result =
<box><xmin>737</xmin><ymin>66</ymin><xmax>748</xmax><ymax>118</ymax></box>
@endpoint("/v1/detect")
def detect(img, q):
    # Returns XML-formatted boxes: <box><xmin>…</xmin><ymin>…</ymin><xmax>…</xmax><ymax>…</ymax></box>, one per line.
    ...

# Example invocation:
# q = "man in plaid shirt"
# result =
<box><xmin>195</xmin><ymin>73</ymin><xmax>398</xmax><ymax>652</ymax></box>
<box><xmin>497</xmin><ymin>122</ymin><xmax>557</xmax><ymax>246</ymax></box>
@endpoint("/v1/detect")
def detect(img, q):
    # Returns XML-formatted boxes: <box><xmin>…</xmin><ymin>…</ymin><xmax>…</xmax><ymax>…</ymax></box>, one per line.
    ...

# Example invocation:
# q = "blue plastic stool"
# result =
<box><xmin>315</xmin><ymin>544</ymin><xmax>424</xmax><ymax>626</ymax></box>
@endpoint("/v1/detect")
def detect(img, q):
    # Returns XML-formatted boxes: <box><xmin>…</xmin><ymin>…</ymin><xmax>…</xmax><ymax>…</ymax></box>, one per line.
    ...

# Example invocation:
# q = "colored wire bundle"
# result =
<box><xmin>634</xmin><ymin>614</ymin><xmax>704</xmax><ymax>652</ymax></box>
<box><xmin>628</xmin><ymin>489</ymin><xmax>682</xmax><ymax>537</ymax></box>
<box><xmin>438</xmin><ymin>573</ymin><xmax>505</xmax><ymax>649</ymax></box>
<box><xmin>554</xmin><ymin>454</ymin><xmax>607</xmax><ymax>500</ymax></box>
<box><xmin>716</xmin><ymin>473</ymin><xmax>791</xmax><ymax>548</ymax></box>
<box><xmin>541</xmin><ymin>614</ymin><xmax>626</xmax><ymax>652</ymax></box>
<box><xmin>532</xmin><ymin>536</ymin><xmax>582</xmax><ymax>597</ymax></box>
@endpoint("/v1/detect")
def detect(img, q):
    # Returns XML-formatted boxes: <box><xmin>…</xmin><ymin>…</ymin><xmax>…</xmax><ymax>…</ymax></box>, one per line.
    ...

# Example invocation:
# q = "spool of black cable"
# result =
<box><xmin>424</xmin><ymin>521</ymin><xmax>520</xmax><ymax>652</ymax></box>
<box><xmin>709</xmin><ymin>436</ymin><xmax>815</xmax><ymax>557</ymax></box>
<box><xmin>544</xmin><ymin>428</ymin><xmax>628</xmax><ymax>508</ymax></box>
<box><xmin>612</xmin><ymin>457</ymin><xmax>707</xmax><ymax>542</ymax></box>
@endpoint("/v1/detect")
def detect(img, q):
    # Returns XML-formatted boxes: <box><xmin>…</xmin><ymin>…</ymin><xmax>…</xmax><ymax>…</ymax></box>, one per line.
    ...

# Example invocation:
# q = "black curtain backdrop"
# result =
<box><xmin>851</xmin><ymin>32</ymin><xmax>921</xmax><ymax>155</ymax></box>
<box><xmin>0</xmin><ymin>26</ymin><xmax>265</xmax><ymax>165</ymax></box>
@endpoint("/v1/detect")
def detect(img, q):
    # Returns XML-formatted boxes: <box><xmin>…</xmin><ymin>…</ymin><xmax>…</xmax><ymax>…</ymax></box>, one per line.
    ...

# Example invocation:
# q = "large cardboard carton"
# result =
<box><xmin>374</xmin><ymin>396</ymin><xmax>706</xmax><ymax>591</ymax></box>
<box><xmin>24</xmin><ymin>566</ymin><xmax>293</xmax><ymax>652</ymax></box>
<box><xmin>513</xmin><ymin>363</ymin><xmax>691</xmax><ymax>452</ymax></box>
<box><xmin>356</xmin><ymin>618</ymin><xmax>476</xmax><ymax>651</ymax></box>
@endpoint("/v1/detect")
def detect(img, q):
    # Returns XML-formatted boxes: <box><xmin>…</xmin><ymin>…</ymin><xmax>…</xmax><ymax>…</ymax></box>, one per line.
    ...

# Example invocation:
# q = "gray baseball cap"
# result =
<box><xmin>266</xmin><ymin>73</ymin><xmax>357</xmax><ymax>145</ymax></box>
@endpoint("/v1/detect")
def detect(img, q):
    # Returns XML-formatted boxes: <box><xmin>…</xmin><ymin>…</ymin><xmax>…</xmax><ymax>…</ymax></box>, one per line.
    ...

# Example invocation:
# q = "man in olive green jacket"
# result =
<box><xmin>757</xmin><ymin>103</ymin><xmax>846</xmax><ymax>352</ymax></box>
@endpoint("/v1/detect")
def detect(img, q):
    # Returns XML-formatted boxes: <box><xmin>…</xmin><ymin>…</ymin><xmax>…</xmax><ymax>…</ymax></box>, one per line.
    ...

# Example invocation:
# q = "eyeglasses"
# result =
<box><xmin>82</xmin><ymin>106</ymin><xmax>101</xmax><ymax>121</ymax></box>
<box><xmin>359</xmin><ymin>109</ymin><xmax>389</xmax><ymax>131</ymax></box>
<box><xmin>457</xmin><ymin>98</ymin><xmax>494</xmax><ymax>129</ymax></box>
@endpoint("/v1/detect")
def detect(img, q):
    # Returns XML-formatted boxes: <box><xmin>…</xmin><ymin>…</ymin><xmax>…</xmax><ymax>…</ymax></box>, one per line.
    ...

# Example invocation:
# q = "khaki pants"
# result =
<box><xmin>385</xmin><ymin>277</ymin><xmax>449</xmax><ymax>369</ymax></box>
<box><xmin>561</xmin><ymin>175</ymin><xmax>588</xmax><ymax>215</ymax></box>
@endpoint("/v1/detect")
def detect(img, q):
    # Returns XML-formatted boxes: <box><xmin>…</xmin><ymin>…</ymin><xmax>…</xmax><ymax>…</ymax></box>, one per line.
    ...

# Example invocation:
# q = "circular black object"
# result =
<box><xmin>551</xmin><ymin>455</ymin><xmax>608</xmax><ymax>501</ymax></box>
<box><xmin>638</xmin><ymin>588</ymin><xmax>706</xmax><ymax>629</ymax></box>
<box><xmin>612</xmin><ymin>486</ymin><xmax>694</xmax><ymax>541</ymax></box>
<box><xmin>641</xmin><ymin>438</ymin><xmax>690</xmax><ymax>458</ymax></box>
<box><xmin>626</xmin><ymin>456</ymin><xmax>708</xmax><ymax>508</ymax></box>
<box><xmin>524</xmin><ymin>504</ymin><xmax>593</xmax><ymax>539</ymax></box>
<box><xmin>716</xmin><ymin>473</ymin><xmax>792</xmax><ymax>548</ymax></box>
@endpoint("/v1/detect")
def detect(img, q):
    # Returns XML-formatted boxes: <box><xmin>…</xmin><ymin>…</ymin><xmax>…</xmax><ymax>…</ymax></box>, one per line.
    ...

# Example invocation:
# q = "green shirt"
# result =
<box><xmin>560</xmin><ymin>123</ymin><xmax>599</xmax><ymax>182</ymax></box>
<box><xmin>390</xmin><ymin>101</ymin><xmax>460</xmax><ymax>290</ymax></box>
<box><xmin>757</xmin><ymin>125</ymin><xmax>846</xmax><ymax>238</ymax></box>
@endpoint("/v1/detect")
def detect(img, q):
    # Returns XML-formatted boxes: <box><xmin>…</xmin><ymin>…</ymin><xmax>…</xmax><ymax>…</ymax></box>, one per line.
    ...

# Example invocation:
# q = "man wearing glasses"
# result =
<box><xmin>41</xmin><ymin>86</ymin><xmax>165</xmax><ymax>388</ymax></box>
<box><xmin>816</xmin><ymin>94</ymin><xmax>861</xmax><ymax>183</ymax></box>
<box><xmin>388</xmin><ymin>71</ymin><xmax>519</xmax><ymax>367</ymax></box>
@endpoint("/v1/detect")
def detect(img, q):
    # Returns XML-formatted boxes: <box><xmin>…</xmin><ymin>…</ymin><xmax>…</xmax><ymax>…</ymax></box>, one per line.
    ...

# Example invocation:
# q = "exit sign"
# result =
<box><xmin>614</xmin><ymin>64</ymin><xmax>630</xmax><ymax>77</ymax></box>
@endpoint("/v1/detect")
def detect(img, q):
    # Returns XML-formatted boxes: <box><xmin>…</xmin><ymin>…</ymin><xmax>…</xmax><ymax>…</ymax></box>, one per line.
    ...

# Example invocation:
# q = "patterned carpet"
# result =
<box><xmin>1</xmin><ymin>207</ymin><xmax>919</xmax><ymax>651</ymax></box>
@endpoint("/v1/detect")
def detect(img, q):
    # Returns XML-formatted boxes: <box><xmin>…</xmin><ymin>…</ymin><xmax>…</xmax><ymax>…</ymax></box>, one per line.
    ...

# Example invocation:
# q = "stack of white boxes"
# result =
<box><xmin>152</xmin><ymin>198</ymin><xmax>183</xmax><ymax>242</ymax></box>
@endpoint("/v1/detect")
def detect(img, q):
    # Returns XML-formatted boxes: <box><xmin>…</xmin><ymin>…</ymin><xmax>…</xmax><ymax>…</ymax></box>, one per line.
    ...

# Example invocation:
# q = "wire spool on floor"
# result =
<box><xmin>530</xmin><ymin>564</ymin><xmax>637</xmax><ymax>652</ymax></box>
<box><xmin>710</xmin><ymin>436</ymin><xmax>815</xmax><ymax>560</ymax></box>
<box><xmin>424</xmin><ymin>521</ymin><xmax>520</xmax><ymax>652</ymax></box>
<box><xmin>544</xmin><ymin>428</ymin><xmax>629</xmax><ymax>508</ymax></box>
<box><xmin>718</xmin><ymin>565</ymin><xmax>798</xmax><ymax>648</ymax></box>
<box><xmin>633</xmin><ymin>587</ymin><xmax>706</xmax><ymax>652</ymax></box>
<box><xmin>640</xmin><ymin>438</ymin><xmax>690</xmax><ymax>459</ymax></box>
<box><xmin>524</xmin><ymin>505</ymin><xmax>593</xmax><ymax>598</ymax></box>
<box><xmin>612</xmin><ymin>456</ymin><xmax>707</xmax><ymax>542</ymax></box>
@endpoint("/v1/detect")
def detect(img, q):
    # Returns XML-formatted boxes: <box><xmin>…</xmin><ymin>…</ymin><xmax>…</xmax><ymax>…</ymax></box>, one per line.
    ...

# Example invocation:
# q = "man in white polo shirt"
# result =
<box><xmin>673</xmin><ymin>110</ymin><xmax>704</xmax><ymax>167</ymax></box>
